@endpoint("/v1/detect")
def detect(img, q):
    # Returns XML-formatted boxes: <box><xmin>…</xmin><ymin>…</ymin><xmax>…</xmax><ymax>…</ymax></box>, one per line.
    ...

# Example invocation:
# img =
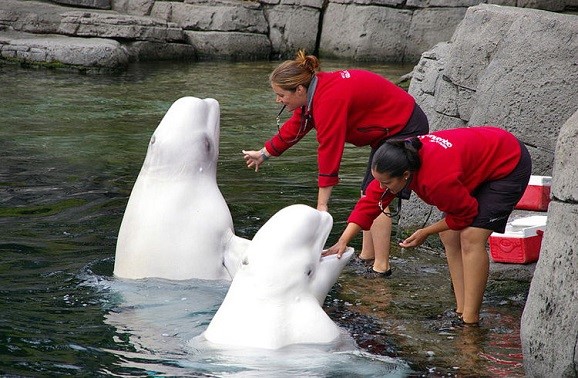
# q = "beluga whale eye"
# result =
<box><xmin>242</xmin><ymin>257</ymin><xmax>249</xmax><ymax>265</ymax></box>
<box><xmin>150</xmin><ymin>135</ymin><xmax>156</xmax><ymax>145</ymax></box>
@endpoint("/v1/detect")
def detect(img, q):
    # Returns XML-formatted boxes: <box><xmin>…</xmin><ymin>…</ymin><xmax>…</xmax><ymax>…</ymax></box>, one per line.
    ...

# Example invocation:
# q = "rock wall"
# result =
<box><xmin>520</xmin><ymin>110</ymin><xmax>578</xmax><ymax>377</ymax></box>
<box><xmin>86</xmin><ymin>0</ymin><xmax>578</xmax><ymax>62</ymax></box>
<box><xmin>0</xmin><ymin>0</ymin><xmax>195</xmax><ymax>70</ymax></box>
<box><xmin>1</xmin><ymin>0</ymin><xmax>577</xmax><ymax>69</ymax></box>
<box><xmin>409</xmin><ymin>4</ymin><xmax>578</xmax><ymax>173</ymax></box>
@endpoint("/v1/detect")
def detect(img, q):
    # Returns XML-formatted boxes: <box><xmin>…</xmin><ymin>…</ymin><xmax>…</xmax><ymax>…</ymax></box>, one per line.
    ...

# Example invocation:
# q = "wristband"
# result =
<box><xmin>260</xmin><ymin>148</ymin><xmax>269</xmax><ymax>161</ymax></box>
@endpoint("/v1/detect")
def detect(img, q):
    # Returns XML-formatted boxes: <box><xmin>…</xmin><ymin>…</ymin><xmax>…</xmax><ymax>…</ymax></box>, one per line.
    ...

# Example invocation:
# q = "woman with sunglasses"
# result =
<box><xmin>323</xmin><ymin>126</ymin><xmax>532</xmax><ymax>325</ymax></box>
<box><xmin>242</xmin><ymin>50</ymin><xmax>429</xmax><ymax>277</ymax></box>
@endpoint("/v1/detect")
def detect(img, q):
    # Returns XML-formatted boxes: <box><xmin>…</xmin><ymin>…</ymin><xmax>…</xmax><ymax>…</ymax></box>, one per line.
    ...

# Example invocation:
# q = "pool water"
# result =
<box><xmin>0</xmin><ymin>61</ymin><xmax>527</xmax><ymax>376</ymax></box>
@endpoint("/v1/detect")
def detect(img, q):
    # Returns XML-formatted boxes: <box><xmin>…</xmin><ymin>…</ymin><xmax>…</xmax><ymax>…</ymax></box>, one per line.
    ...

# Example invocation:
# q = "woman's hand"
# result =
<box><xmin>242</xmin><ymin>148</ymin><xmax>269</xmax><ymax>172</ymax></box>
<box><xmin>399</xmin><ymin>219</ymin><xmax>449</xmax><ymax>248</ymax></box>
<box><xmin>399</xmin><ymin>228</ymin><xmax>429</xmax><ymax>248</ymax></box>
<box><xmin>321</xmin><ymin>240</ymin><xmax>348</xmax><ymax>258</ymax></box>
<box><xmin>323</xmin><ymin>223</ymin><xmax>361</xmax><ymax>258</ymax></box>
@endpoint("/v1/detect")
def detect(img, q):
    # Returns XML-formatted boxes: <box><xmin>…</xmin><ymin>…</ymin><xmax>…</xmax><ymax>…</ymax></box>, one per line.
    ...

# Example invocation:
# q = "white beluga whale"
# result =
<box><xmin>114</xmin><ymin>96</ymin><xmax>250</xmax><ymax>280</ymax></box>
<box><xmin>100</xmin><ymin>276</ymin><xmax>409</xmax><ymax>376</ymax></box>
<box><xmin>202</xmin><ymin>204</ymin><xmax>354</xmax><ymax>350</ymax></box>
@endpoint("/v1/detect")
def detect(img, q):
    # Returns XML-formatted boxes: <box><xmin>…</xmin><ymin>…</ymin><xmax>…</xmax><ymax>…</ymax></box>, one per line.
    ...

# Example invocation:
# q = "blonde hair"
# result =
<box><xmin>269</xmin><ymin>50</ymin><xmax>320</xmax><ymax>91</ymax></box>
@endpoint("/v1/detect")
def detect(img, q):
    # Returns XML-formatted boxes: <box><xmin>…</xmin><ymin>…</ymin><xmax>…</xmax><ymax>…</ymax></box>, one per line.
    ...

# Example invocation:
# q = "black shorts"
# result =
<box><xmin>470</xmin><ymin>141</ymin><xmax>532</xmax><ymax>233</ymax></box>
<box><xmin>361</xmin><ymin>103</ymin><xmax>429</xmax><ymax>193</ymax></box>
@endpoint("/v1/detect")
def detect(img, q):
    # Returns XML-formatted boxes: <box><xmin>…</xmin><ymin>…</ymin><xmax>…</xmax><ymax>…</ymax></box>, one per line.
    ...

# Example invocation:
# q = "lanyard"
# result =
<box><xmin>275</xmin><ymin>76</ymin><xmax>318</xmax><ymax>139</ymax></box>
<box><xmin>305</xmin><ymin>76</ymin><xmax>317</xmax><ymax>115</ymax></box>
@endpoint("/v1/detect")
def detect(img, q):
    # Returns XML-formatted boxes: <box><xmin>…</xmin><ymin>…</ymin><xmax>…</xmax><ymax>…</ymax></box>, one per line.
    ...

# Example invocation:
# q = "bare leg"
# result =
<box><xmin>360</xmin><ymin>230</ymin><xmax>376</xmax><ymax>261</ymax></box>
<box><xmin>370</xmin><ymin>213</ymin><xmax>392</xmax><ymax>273</ymax></box>
<box><xmin>459</xmin><ymin>227</ymin><xmax>492</xmax><ymax>324</ymax></box>
<box><xmin>360</xmin><ymin>188</ymin><xmax>375</xmax><ymax>261</ymax></box>
<box><xmin>439</xmin><ymin>229</ymin><xmax>464</xmax><ymax>314</ymax></box>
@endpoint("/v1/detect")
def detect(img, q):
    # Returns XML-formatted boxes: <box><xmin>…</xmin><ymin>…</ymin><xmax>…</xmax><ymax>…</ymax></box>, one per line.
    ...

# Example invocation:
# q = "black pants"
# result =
<box><xmin>470</xmin><ymin>140</ymin><xmax>532</xmax><ymax>233</ymax></box>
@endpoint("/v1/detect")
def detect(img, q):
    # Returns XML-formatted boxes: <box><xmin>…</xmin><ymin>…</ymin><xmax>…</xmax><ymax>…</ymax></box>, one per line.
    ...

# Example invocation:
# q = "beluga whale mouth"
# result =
<box><xmin>114</xmin><ymin>96</ymin><xmax>249</xmax><ymax>281</ymax></box>
<box><xmin>202</xmin><ymin>204</ymin><xmax>354</xmax><ymax>350</ymax></box>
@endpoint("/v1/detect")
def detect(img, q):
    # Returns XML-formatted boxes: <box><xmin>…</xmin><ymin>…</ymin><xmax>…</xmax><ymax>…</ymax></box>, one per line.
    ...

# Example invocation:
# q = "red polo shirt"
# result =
<box><xmin>264</xmin><ymin>69</ymin><xmax>415</xmax><ymax>187</ymax></box>
<box><xmin>348</xmin><ymin>126</ymin><xmax>523</xmax><ymax>230</ymax></box>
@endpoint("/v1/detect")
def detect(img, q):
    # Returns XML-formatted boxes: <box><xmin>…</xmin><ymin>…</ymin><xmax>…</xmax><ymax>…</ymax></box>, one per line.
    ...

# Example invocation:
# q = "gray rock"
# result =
<box><xmin>489</xmin><ymin>261</ymin><xmax>536</xmax><ymax>282</ymax></box>
<box><xmin>517</xmin><ymin>0</ymin><xmax>568</xmax><ymax>11</ymax></box>
<box><xmin>50</xmin><ymin>0</ymin><xmax>111</xmax><ymax>10</ymax></box>
<box><xmin>264</xmin><ymin>4</ymin><xmax>320</xmax><ymax>58</ymax></box>
<box><xmin>2</xmin><ymin>0</ymin><xmax>577</xmax><ymax>71</ymax></box>
<box><xmin>443</xmin><ymin>5</ymin><xmax>521</xmax><ymax>92</ymax></box>
<box><xmin>551</xmin><ymin>110</ymin><xmax>578</xmax><ymax>203</ymax></box>
<box><xmin>152</xmin><ymin>1</ymin><xmax>268</xmax><ymax>34</ymax></box>
<box><xmin>331</xmin><ymin>0</ymin><xmax>405</xmax><ymax>5</ymax></box>
<box><xmin>405</xmin><ymin>7</ymin><xmax>467</xmax><ymax>62</ymax></box>
<box><xmin>111</xmin><ymin>0</ymin><xmax>155</xmax><ymax>16</ymax></box>
<box><xmin>408</xmin><ymin>4</ymin><xmax>578</xmax><ymax>175</ymax></box>
<box><xmin>124</xmin><ymin>40</ymin><xmax>196</xmax><ymax>62</ymax></box>
<box><xmin>468</xmin><ymin>7</ymin><xmax>578</xmax><ymax>173</ymax></box>
<box><xmin>260</xmin><ymin>0</ymin><xmax>324</xmax><ymax>6</ymax></box>
<box><xmin>0</xmin><ymin>30</ymin><xmax>129</xmax><ymax>69</ymax></box>
<box><xmin>184</xmin><ymin>31</ymin><xmax>271</xmax><ymax>60</ymax></box>
<box><xmin>0</xmin><ymin>0</ymin><xmax>65</xmax><ymax>34</ymax></box>
<box><xmin>521</xmin><ymin>199</ymin><xmax>578</xmax><ymax>376</ymax></box>
<box><xmin>319</xmin><ymin>3</ymin><xmax>412</xmax><ymax>61</ymax></box>
<box><xmin>408</xmin><ymin>0</ymin><xmax>481</xmax><ymax>6</ymax></box>
<box><xmin>409</xmin><ymin>42</ymin><xmax>452</xmax><ymax>121</ymax></box>
<box><xmin>58</xmin><ymin>10</ymin><xmax>184</xmax><ymax>42</ymax></box>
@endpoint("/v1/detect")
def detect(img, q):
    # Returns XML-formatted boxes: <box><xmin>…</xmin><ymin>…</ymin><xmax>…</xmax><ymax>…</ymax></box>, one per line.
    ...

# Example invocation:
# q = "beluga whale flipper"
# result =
<box><xmin>202</xmin><ymin>204</ymin><xmax>354</xmax><ymax>350</ymax></box>
<box><xmin>114</xmin><ymin>96</ymin><xmax>249</xmax><ymax>280</ymax></box>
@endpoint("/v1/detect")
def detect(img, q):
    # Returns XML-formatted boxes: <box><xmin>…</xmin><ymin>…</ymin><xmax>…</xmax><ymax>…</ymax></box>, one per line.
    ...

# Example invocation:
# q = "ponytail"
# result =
<box><xmin>269</xmin><ymin>49</ymin><xmax>320</xmax><ymax>91</ymax></box>
<box><xmin>372</xmin><ymin>137</ymin><xmax>422</xmax><ymax>177</ymax></box>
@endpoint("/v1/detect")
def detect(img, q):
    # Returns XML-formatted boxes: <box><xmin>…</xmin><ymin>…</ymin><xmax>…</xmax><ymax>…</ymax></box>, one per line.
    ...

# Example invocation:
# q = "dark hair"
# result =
<box><xmin>269</xmin><ymin>49</ymin><xmax>320</xmax><ymax>91</ymax></box>
<box><xmin>371</xmin><ymin>137</ymin><xmax>423</xmax><ymax>177</ymax></box>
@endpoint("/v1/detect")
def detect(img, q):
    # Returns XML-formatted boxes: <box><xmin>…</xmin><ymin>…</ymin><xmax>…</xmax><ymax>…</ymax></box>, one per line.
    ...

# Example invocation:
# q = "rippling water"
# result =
<box><xmin>0</xmin><ymin>61</ymin><xmax>527</xmax><ymax>376</ymax></box>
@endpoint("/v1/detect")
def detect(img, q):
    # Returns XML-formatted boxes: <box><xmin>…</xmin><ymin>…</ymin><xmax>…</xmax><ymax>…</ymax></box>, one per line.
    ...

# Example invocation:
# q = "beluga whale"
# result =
<box><xmin>201</xmin><ymin>204</ymin><xmax>354</xmax><ymax>350</ymax></box>
<box><xmin>114</xmin><ymin>96</ymin><xmax>250</xmax><ymax>281</ymax></box>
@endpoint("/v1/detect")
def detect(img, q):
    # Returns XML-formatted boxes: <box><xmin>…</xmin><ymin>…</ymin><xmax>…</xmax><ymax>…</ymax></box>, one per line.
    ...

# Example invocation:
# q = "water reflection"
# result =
<box><xmin>0</xmin><ymin>61</ymin><xmax>527</xmax><ymax>377</ymax></box>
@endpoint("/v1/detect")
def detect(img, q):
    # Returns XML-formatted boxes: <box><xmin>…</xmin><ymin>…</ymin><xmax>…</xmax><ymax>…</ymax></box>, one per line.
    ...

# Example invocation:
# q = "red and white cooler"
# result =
<box><xmin>489</xmin><ymin>215</ymin><xmax>548</xmax><ymax>264</ymax></box>
<box><xmin>515</xmin><ymin>175</ymin><xmax>552</xmax><ymax>211</ymax></box>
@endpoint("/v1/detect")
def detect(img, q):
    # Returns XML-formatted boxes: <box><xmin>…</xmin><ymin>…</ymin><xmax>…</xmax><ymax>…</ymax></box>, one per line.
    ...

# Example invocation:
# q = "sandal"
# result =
<box><xmin>350</xmin><ymin>255</ymin><xmax>375</xmax><ymax>267</ymax></box>
<box><xmin>358</xmin><ymin>256</ymin><xmax>375</xmax><ymax>264</ymax></box>
<box><xmin>363</xmin><ymin>267</ymin><xmax>393</xmax><ymax>279</ymax></box>
<box><xmin>451</xmin><ymin>317</ymin><xmax>480</xmax><ymax>328</ymax></box>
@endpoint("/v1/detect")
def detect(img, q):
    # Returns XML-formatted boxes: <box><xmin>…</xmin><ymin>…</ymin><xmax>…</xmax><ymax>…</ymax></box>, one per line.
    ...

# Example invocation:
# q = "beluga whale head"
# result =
<box><xmin>141</xmin><ymin>96</ymin><xmax>219</xmax><ymax>178</ymax></box>
<box><xmin>202</xmin><ymin>204</ymin><xmax>354</xmax><ymax>350</ymax></box>
<box><xmin>114</xmin><ymin>96</ymin><xmax>249</xmax><ymax>281</ymax></box>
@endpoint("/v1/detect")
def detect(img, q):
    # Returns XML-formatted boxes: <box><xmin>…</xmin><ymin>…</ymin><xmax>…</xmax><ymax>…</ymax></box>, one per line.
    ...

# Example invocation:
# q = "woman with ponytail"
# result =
<box><xmin>242</xmin><ymin>50</ymin><xmax>429</xmax><ymax>277</ymax></box>
<box><xmin>324</xmin><ymin>126</ymin><xmax>532</xmax><ymax>326</ymax></box>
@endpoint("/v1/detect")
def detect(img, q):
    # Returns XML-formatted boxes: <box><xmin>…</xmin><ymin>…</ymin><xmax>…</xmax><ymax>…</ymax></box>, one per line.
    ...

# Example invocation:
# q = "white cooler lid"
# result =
<box><xmin>511</xmin><ymin>215</ymin><xmax>548</xmax><ymax>228</ymax></box>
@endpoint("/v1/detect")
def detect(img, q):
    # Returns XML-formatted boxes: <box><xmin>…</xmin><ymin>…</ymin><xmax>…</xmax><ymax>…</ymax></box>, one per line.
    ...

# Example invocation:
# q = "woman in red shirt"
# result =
<box><xmin>243</xmin><ymin>50</ymin><xmax>429</xmax><ymax>277</ymax></box>
<box><xmin>324</xmin><ymin>126</ymin><xmax>532</xmax><ymax>325</ymax></box>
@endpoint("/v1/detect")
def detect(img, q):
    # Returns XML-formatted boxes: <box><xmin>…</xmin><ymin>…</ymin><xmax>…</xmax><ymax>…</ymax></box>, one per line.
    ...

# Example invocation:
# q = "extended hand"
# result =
<box><xmin>242</xmin><ymin>149</ymin><xmax>264</xmax><ymax>172</ymax></box>
<box><xmin>321</xmin><ymin>241</ymin><xmax>348</xmax><ymax>258</ymax></box>
<box><xmin>399</xmin><ymin>228</ymin><xmax>429</xmax><ymax>248</ymax></box>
